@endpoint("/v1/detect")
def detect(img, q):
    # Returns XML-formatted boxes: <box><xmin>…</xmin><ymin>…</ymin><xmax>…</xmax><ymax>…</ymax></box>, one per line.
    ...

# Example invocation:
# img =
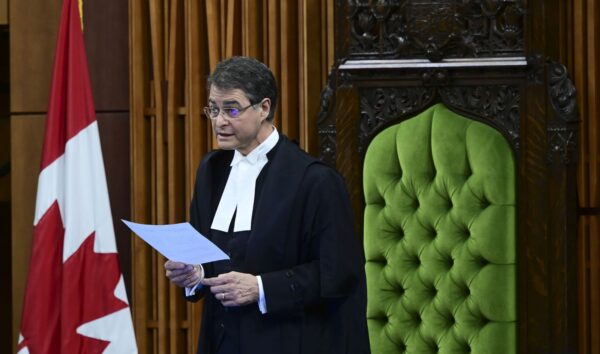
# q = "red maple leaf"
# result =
<box><xmin>61</xmin><ymin>232</ymin><xmax>130</xmax><ymax>353</ymax></box>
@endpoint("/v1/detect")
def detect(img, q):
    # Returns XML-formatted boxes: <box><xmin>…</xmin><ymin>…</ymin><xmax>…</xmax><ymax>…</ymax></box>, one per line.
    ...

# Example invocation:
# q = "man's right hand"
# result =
<box><xmin>164</xmin><ymin>260</ymin><xmax>203</xmax><ymax>288</ymax></box>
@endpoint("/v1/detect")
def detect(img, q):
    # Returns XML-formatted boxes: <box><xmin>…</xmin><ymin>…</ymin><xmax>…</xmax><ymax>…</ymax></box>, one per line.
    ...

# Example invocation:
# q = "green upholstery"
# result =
<box><xmin>363</xmin><ymin>104</ymin><xmax>516</xmax><ymax>354</ymax></box>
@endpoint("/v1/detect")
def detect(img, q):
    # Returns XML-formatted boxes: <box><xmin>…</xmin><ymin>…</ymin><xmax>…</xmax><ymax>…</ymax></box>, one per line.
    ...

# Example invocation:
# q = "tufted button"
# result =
<box><xmin>445</xmin><ymin>256</ymin><xmax>454</xmax><ymax>268</ymax></box>
<box><xmin>396</xmin><ymin>286</ymin><xmax>405</xmax><ymax>296</ymax></box>
<box><xmin>424</xmin><ymin>340</ymin><xmax>438</xmax><ymax>353</ymax></box>
<box><xmin>461</xmin><ymin>285</ymin><xmax>471</xmax><ymax>298</ymax></box>
<box><xmin>462</xmin><ymin>226</ymin><xmax>471</xmax><ymax>239</ymax></box>
<box><xmin>290</xmin><ymin>283</ymin><xmax>296</xmax><ymax>292</ymax></box>
<box><xmin>479</xmin><ymin>196</ymin><xmax>490</xmax><ymax>208</ymax></box>
<box><xmin>397</xmin><ymin>226</ymin><xmax>405</xmax><ymax>238</ymax></box>
<box><xmin>285</xmin><ymin>270</ymin><xmax>295</xmax><ymax>278</ymax></box>
<box><xmin>428</xmin><ymin>225</ymin><xmax>437</xmax><ymax>238</ymax></box>
<box><xmin>476</xmin><ymin>315</ymin><xmax>490</xmax><ymax>326</ymax></box>
<box><xmin>475</xmin><ymin>255</ymin><xmax>489</xmax><ymax>267</ymax></box>
<box><xmin>465</xmin><ymin>164</ymin><xmax>472</xmax><ymax>177</ymax></box>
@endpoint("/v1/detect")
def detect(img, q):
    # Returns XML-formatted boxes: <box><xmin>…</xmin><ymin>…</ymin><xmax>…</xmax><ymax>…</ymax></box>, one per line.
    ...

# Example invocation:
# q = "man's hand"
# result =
<box><xmin>164</xmin><ymin>260</ymin><xmax>203</xmax><ymax>288</ymax></box>
<box><xmin>201</xmin><ymin>271</ymin><xmax>259</xmax><ymax>307</ymax></box>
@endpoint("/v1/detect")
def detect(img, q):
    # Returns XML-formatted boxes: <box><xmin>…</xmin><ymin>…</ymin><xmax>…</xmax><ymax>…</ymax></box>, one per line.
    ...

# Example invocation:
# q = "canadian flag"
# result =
<box><xmin>16</xmin><ymin>0</ymin><xmax>137</xmax><ymax>353</ymax></box>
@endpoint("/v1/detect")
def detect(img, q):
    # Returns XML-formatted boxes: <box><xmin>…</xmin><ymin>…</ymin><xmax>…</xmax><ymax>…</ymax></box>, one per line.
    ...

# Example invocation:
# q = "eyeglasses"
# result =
<box><xmin>203</xmin><ymin>103</ymin><xmax>256</xmax><ymax>120</ymax></box>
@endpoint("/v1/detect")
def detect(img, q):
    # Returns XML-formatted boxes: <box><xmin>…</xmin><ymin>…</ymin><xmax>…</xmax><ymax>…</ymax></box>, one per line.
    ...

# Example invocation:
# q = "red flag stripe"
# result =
<box><xmin>40</xmin><ymin>0</ymin><xmax>95</xmax><ymax>170</ymax></box>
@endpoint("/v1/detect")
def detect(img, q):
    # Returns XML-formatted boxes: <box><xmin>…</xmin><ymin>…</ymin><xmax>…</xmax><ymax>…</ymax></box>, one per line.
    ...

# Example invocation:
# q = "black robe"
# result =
<box><xmin>187</xmin><ymin>136</ymin><xmax>370</xmax><ymax>354</ymax></box>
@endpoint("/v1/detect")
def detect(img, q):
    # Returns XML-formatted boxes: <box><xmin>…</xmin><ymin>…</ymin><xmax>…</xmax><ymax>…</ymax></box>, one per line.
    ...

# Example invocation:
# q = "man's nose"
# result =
<box><xmin>214</xmin><ymin>112</ymin><xmax>229</xmax><ymax>125</ymax></box>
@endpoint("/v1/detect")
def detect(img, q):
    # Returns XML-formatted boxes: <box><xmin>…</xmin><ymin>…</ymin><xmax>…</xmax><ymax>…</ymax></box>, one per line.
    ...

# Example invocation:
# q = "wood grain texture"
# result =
<box><xmin>9</xmin><ymin>0</ymin><xmax>60</xmax><ymax>112</ymax></box>
<box><xmin>96</xmin><ymin>112</ymin><xmax>133</xmax><ymax>315</ymax></box>
<box><xmin>563</xmin><ymin>0</ymin><xmax>600</xmax><ymax>352</ymax></box>
<box><xmin>83</xmin><ymin>0</ymin><xmax>129</xmax><ymax>111</ymax></box>
<box><xmin>130</xmin><ymin>1</ymin><xmax>334</xmax><ymax>351</ymax></box>
<box><xmin>0</xmin><ymin>0</ymin><xmax>6</xmax><ymax>25</ymax></box>
<box><xmin>10</xmin><ymin>115</ymin><xmax>45</xmax><ymax>352</ymax></box>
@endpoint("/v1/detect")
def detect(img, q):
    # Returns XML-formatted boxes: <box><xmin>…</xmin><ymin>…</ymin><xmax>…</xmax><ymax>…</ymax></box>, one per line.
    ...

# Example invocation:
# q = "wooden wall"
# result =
<box><xmin>558</xmin><ymin>1</ymin><xmax>600</xmax><ymax>353</ymax></box>
<box><xmin>3</xmin><ymin>1</ymin><xmax>600</xmax><ymax>354</ymax></box>
<box><xmin>0</xmin><ymin>20</ymin><xmax>10</xmax><ymax>354</ymax></box>
<box><xmin>0</xmin><ymin>0</ymin><xmax>6</xmax><ymax>25</ymax></box>
<box><xmin>8</xmin><ymin>0</ymin><xmax>130</xmax><ymax>352</ymax></box>
<box><xmin>9</xmin><ymin>1</ymin><xmax>60</xmax><ymax>352</ymax></box>
<box><xmin>129</xmin><ymin>0</ymin><xmax>334</xmax><ymax>352</ymax></box>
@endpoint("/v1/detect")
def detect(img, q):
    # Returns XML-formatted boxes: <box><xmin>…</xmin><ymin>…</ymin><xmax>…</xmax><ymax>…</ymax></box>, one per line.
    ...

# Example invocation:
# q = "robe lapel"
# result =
<box><xmin>244</xmin><ymin>137</ymin><xmax>315</xmax><ymax>274</ymax></box>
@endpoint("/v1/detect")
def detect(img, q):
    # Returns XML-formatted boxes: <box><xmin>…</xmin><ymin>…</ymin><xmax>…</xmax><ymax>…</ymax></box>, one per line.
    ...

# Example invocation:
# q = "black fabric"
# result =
<box><xmin>187</xmin><ymin>136</ymin><xmax>370</xmax><ymax>354</ymax></box>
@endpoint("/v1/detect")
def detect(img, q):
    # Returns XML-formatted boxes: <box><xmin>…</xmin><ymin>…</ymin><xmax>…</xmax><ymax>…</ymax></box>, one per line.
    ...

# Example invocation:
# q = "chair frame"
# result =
<box><xmin>317</xmin><ymin>1</ymin><xmax>579</xmax><ymax>353</ymax></box>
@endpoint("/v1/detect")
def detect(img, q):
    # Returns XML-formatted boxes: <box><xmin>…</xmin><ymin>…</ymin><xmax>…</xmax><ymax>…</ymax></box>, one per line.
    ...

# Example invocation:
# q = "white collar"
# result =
<box><xmin>211</xmin><ymin>128</ymin><xmax>279</xmax><ymax>232</ymax></box>
<box><xmin>230</xmin><ymin>127</ymin><xmax>279</xmax><ymax>166</ymax></box>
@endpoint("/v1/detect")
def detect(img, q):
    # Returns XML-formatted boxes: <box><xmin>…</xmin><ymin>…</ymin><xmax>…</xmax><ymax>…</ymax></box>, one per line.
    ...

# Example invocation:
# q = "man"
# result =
<box><xmin>165</xmin><ymin>56</ymin><xmax>370</xmax><ymax>354</ymax></box>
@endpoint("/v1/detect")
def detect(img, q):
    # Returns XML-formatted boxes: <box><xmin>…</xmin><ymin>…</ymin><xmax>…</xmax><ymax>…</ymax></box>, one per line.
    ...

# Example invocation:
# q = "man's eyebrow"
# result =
<box><xmin>222</xmin><ymin>99</ymin><xmax>241</xmax><ymax>106</ymax></box>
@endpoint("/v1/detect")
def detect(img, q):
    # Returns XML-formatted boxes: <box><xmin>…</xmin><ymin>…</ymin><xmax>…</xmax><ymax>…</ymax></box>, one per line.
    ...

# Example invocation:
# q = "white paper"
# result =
<box><xmin>122</xmin><ymin>220</ymin><xmax>229</xmax><ymax>264</ymax></box>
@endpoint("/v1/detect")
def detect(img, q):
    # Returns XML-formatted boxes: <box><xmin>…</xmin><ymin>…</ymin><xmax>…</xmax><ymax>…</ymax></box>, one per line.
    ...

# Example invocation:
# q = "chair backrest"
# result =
<box><xmin>317</xmin><ymin>2</ymin><xmax>579</xmax><ymax>353</ymax></box>
<box><xmin>364</xmin><ymin>103</ymin><xmax>516</xmax><ymax>353</ymax></box>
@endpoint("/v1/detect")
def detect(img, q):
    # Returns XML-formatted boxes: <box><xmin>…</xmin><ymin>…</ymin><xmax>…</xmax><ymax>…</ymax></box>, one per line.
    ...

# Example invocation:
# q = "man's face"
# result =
<box><xmin>207</xmin><ymin>86</ymin><xmax>269</xmax><ymax>155</ymax></box>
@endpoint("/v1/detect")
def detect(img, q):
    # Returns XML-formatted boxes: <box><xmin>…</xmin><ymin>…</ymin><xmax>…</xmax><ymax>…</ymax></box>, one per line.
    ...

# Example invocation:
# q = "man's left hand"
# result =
<box><xmin>201</xmin><ymin>271</ymin><xmax>259</xmax><ymax>307</ymax></box>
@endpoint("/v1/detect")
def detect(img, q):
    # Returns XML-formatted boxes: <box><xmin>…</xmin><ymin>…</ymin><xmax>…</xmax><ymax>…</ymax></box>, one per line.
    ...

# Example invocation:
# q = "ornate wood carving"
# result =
<box><xmin>318</xmin><ymin>74</ymin><xmax>337</xmax><ymax>165</ymax></box>
<box><xmin>440</xmin><ymin>85</ymin><xmax>521</xmax><ymax>150</ymax></box>
<box><xmin>358</xmin><ymin>87</ymin><xmax>434</xmax><ymax>153</ymax></box>
<box><xmin>547</xmin><ymin>61</ymin><xmax>578</xmax><ymax>164</ymax></box>
<box><xmin>357</xmin><ymin>84</ymin><xmax>520</xmax><ymax>154</ymax></box>
<box><xmin>548</xmin><ymin>62</ymin><xmax>577</xmax><ymax>123</ymax></box>
<box><xmin>348</xmin><ymin>0</ymin><xmax>525</xmax><ymax>61</ymax></box>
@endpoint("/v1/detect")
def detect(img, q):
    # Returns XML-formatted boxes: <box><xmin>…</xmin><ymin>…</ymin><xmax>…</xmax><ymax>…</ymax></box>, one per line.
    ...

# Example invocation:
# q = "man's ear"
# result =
<box><xmin>260</xmin><ymin>98</ymin><xmax>271</xmax><ymax>121</ymax></box>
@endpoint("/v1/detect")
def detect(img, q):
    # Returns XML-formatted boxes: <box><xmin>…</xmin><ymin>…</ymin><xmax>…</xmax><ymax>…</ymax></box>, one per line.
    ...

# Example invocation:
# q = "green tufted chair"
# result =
<box><xmin>363</xmin><ymin>104</ymin><xmax>516</xmax><ymax>353</ymax></box>
<box><xmin>317</xmin><ymin>2</ymin><xmax>580</xmax><ymax>353</ymax></box>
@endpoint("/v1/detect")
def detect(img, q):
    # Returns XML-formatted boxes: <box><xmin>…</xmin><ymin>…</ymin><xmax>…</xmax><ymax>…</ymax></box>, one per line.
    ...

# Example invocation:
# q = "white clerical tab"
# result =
<box><xmin>211</xmin><ymin>129</ymin><xmax>279</xmax><ymax>232</ymax></box>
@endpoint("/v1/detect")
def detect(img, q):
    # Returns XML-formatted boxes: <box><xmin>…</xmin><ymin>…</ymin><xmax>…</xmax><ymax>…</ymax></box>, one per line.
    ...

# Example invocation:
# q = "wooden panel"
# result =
<box><xmin>10</xmin><ymin>115</ymin><xmax>45</xmax><ymax>352</ymax></box>
<box><xmin>129</xmin><ymin>0</ymin><xmax>153</xmax><ymax>352</ymax></box>
<box><xmin>9</xmin><ymin>0</ymin><xmax>60</xmax><ymax>112</ymax></box>
<box><xmin>84</xmin><ymin>0</ymin><xmax>129</xmax><ymax>111</ymax></box>
<box><xmin>0</xmin><ymin>199</ymin><xmax>11</xmax><ymax>354</ymax></box>
<box><xmin>0</xmin><ymin>0</ymin><xmax>7</xmax><ymax>25</ymax></box>
<box><xmin>280</xmin><ymin>0</ymin><xmax>299</xmax><ymax>142</ymax></box>
<box><xmin>0</xmin><ymin>24</ymin><xmax>10</xmax><ymax>350</ymax></box>
<box><xmin>566</xmin><ymin>0</ymin><xmax>600</xmax><ymax>352</ymax></box>
<box><xmin>130</xmin><ymin>0</ymin><xmax>335</xmax><ymax>351</ymax></box>
<box><xmin>299</xmin><ymin>0</ymin><xmax>322</xmax><ymax>154</ymax></box>
<box><xmin>97</xmin><ymin>113</ymin><xmax>132</xmax><ymax>298</ymax></box>
<box><xmin>0</xmin><ymin>27</ymin><xmax>7</xmax><ymax>165</ymax></box>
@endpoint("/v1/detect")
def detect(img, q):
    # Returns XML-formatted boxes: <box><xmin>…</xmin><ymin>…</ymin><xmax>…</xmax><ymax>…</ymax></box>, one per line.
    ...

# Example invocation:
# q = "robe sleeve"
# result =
<box><xmin>185</xmin><ymin>160</ymin><xmax>211</xmax><ymax>302</ymax></box>
<box><xmin>260</xmin><ymin>165</ymin><xmax>364</xmax><ymax>315</ymax></box>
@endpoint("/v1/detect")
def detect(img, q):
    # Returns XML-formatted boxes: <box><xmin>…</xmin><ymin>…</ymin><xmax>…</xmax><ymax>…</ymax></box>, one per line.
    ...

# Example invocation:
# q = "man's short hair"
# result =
<box><xmin>207</xmin><ymin>56</ymin><xmax>278</xmax><ymax>122</ymax></box>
